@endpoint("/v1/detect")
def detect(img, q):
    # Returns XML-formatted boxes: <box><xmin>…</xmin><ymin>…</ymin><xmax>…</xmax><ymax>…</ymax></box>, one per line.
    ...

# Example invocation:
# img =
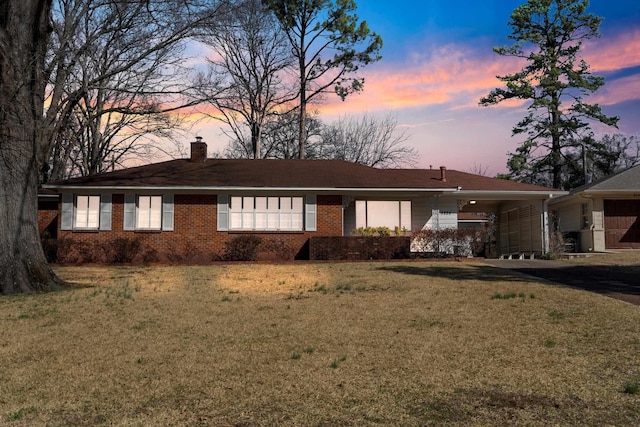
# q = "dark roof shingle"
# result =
<box><xmin>47</xmin><ymin>158</ymin><xmax>558</xmax><ymax>192</ymax></box>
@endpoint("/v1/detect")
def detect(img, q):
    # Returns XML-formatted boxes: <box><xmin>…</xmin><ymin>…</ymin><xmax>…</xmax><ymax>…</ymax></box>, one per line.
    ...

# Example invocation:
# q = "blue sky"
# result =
<box><xmin>195</xmin><ymin>1</ymin><xmax>640</xmax><ymax>175</ymax></box>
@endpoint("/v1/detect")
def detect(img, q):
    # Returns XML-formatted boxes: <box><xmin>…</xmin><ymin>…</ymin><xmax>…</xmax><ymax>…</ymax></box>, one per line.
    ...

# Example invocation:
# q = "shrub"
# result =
<box><xmin>411</xmin><ymin>228</ymin><xmax>486</xmax><ymax>257</ymax></box>
<box><xmin>101</xmin><ymin>237</ymin><xmax>141</xmax><ymax>263</ymax></box>
<box><xmin>260</xmin><ymin>238</ymin><xmax>295</xmax><ymax>260</ymax></box>
<box><xmin>56</xmin><ymin>238</ymin><xmax>96</xmax><ymax>264</ymax></box>
<box><xmin>57</xmin><ymin>237</ymin><xmax>149</xmax><ymax>264</ymax></box>
<box><xmin>41</xmin><ymin>238</ymin><xmax>58</xmax><ymax>263</ymax></box>
<box><xmin>224</xmin><ymin>235</ymin><xmax>262</xmax><ymax>261</ymax></box>
<box><xmin>548</xmin><ymin>231</ymin><xmax>565</xmax><ymax>257</ymax></box>
<box><xmin>353</xmin><ymin>226</ymin><xmax>392</xmax><ymax>236</ymax></box>
<box><xmin>142</xmin><ymin>248</ymin><xmax>159</xmax><ymax>263</ymax></box>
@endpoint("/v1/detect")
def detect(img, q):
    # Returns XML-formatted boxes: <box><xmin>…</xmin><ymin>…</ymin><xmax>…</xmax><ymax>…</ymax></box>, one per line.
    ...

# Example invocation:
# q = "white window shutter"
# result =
<box><xmin>355</xmin><ymin>200</ymin><xmax>367</xmax><ymax>229</ymax></box>
<box><xmin>100</xmin><ymin>193</ymin><xmax>112</xmax><ymax>230</ymax></box>
<box><xmin>124</xmin><ymin>194</ymin><xmax>135</xmax><ymax>230</ymax></box>
<box><xmin>400</xmin><ymin>200</ymin><xmax>412</xmax><ymax>231</ymax></box>
<box><xmin>305</xmin><ymin>195</ymin><xmax>317</xmax><ymax>231</ymax></box>
<box><xmin>162</xmin><ymin>194</ymin><xmax>174</xmax><ymax>231</ymax></box>
<box><xmin>217</xmin><ymin>194</ymin><xmax>229</xmax><ymax>231</ymax></box>
<box><xmin>61</xmin><ymin>193</ymin><xmax>73</xmax><ymax>230</ymax></box>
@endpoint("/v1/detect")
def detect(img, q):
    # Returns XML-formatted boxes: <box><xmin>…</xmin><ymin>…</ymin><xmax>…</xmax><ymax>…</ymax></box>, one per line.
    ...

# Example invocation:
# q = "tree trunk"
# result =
<box><xmin>551</xmin><ymin>98</ymin><xmax>562</xmax><ymax>189</ymax></box>
<box><xmin>0</xmin><ymin>0</ymin><xmax>65</xmax><ymax>293</ymax></box>
<box><xmin>298</xmin><ymin>52</ymin><xmax>307</xmax><ymax>159</ymax></box>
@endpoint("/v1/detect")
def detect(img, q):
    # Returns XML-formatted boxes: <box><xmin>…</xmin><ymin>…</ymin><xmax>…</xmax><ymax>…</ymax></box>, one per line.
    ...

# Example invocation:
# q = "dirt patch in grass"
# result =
<box><xmin>1</xmin><ymin>262</ymin><xmax>639</xmax><ymax>425</ymax></box>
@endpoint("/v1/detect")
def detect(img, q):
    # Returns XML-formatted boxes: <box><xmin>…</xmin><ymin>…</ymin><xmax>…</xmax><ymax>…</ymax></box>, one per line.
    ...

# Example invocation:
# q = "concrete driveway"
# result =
<box><xmin>485</xmin><ymin>259</ymin><xmax>640</xmax><ymax>306</ymax></box>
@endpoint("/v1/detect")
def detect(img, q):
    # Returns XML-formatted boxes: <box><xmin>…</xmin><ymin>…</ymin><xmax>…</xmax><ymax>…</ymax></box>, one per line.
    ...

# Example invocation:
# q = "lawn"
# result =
<box><xmin>1</xmin><ymin>260</ymin><xmax>639</xmax><ymax>425</ymax></box>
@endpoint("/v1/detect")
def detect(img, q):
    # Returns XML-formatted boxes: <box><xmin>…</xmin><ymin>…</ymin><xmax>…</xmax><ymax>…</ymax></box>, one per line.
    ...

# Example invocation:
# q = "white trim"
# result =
<box><xmin>454</xmin><ymin>190</ymin><xmax>567</xmax><ymax>198</ymax></box>
<box><xmin>43</xmin><ymin>185</ymin><xmax>461</xmax><ymax>193</ymax></box>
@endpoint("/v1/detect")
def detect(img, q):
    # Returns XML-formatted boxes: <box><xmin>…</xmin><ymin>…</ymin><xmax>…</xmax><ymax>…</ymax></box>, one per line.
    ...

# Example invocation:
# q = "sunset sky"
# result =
<box><xmin>193</xmin><ymin>1</ymin><xmax>640</xmax><ymax>175</ymax></box>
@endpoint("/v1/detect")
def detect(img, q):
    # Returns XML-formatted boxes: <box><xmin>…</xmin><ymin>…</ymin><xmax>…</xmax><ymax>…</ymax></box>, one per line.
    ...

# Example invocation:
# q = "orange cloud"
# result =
<box><xmin>318</xmin><ymin>28</ymin><xmax>640</xmax><ymax>118</ymax></box>
<box><xmin>317</xmin><ymin>43</ymin><xmax>526</xmax><ymax>117</ymax></box>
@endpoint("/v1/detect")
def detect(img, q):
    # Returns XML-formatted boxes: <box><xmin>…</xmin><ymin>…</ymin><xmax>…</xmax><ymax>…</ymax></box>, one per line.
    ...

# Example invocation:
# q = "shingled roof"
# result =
<box><xmin>569</xmin><ymin>164</ymin><xmax>640</xmax><ymax>193</ymax></box>
<box><xmin>45</xmin><ymin>158</ymin><xmax>558</xmax><ymax>193</ymax></box>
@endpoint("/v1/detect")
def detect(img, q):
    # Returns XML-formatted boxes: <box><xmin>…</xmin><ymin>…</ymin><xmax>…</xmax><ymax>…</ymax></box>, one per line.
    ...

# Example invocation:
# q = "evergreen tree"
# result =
<box><xmin>480</xmin><ymin>0</ymin><xmax>618</xmax><ymax>189</ymax></box>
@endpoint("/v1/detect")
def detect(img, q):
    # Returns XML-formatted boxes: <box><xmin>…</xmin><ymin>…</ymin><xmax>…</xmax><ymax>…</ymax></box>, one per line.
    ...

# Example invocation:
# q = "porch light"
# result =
<box><xmin>469</xmin><ymin>200</ymin><xmax>477</xmax><ymax>205</ymax></box>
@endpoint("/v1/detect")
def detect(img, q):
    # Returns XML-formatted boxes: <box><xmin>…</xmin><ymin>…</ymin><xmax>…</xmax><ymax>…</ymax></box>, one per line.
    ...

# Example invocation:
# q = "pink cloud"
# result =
<box><xmin>584</xmin><ymin>29</ymin><xmax>640</xmax><ymax>72</ymax></box>
<box><xmin>318</xmin><ymin>28</ymin><xmax>640</xmax><ymax>117</ymax></box>
<box><xmin>591</xmin><ymin>74</ymin><xmax>640</xmax><ymax>106</ymax></box>
<box><xmin>317</xmin><ymin>43</ymin><xmax>525</xmax><ymax>116</ymax></box>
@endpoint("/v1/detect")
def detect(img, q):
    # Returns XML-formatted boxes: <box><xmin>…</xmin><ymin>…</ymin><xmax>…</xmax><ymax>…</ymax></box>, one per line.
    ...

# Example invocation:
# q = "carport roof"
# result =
<box><xmin>571</xmin><ymin>164</ymin><xmax>640</xmax><ymax>193</ymax></box>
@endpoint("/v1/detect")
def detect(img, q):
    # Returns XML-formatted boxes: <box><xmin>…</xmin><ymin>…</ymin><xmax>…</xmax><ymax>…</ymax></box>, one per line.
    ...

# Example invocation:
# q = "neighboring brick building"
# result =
<box><xmin>42</xmin><ymin>139</ymin><xmax>566</xmax><ymax>262</ymax></box>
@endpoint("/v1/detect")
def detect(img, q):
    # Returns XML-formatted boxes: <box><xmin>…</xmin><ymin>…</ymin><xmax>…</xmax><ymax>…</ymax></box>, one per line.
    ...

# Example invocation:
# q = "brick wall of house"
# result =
<box><xmin>57</xmin><ymin>194</ymin><xmax>343</xmax><ymax>263</ymax></box>
<box><xmin>38</xmin><ymin>200</ymin><xmax>59</xmax><ymax>238</ymax></box>
<box><xmin>309</xmin><ymin>236</ymin><xmax>411</xmax><ymax>260</ymax></box>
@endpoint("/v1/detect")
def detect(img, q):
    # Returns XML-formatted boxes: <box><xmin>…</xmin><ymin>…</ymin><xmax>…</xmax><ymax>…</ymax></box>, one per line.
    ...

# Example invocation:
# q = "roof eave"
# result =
<box><xmin>42</xmin><ymin>184</ymin><xmax>461</xmax><ymax>193</ymax></box>
<box><xmin>454</xmin><ymin>190</ymin><xmax>568</xmax><ymax>199</ymax></box>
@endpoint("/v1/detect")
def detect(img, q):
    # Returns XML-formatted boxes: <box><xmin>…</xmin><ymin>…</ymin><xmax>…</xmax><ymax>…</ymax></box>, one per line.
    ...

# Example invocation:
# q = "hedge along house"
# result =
<box><xmin>42</xmin><ymin>139</ymin><xmax>566</xmax><ymax>262</ymax></box>
<box><xmin>548</xmin><ymin>165</ymin><xmax>640</xmax><ymax>252</ymax></box>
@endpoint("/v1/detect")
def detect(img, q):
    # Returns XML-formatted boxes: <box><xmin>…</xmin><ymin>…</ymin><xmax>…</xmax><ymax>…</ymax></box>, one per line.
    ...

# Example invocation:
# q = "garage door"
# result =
<box><xmin>604</xmin><ymin>200</ymin><xmax>640</xmax><ymax>249</ymax></box>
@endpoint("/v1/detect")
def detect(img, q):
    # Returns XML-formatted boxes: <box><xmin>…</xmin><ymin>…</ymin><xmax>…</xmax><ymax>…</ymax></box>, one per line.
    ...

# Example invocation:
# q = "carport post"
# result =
<box><xmin>542</xmin><ymin>198</ymin><xmax>550</xmax><ymax>254</ymax></box>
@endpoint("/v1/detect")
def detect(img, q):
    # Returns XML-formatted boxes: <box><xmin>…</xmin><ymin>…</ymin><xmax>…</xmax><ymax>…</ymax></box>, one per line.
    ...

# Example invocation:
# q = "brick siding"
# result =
<box><xmin>38</xmin><ymin>200</ymin><xmax>59</xmax><ymax>238</ymax></box>
<box><xmin>57</xmin><ymin>194</ymin><xmax>343</xmax><ymax>262</ymax></box>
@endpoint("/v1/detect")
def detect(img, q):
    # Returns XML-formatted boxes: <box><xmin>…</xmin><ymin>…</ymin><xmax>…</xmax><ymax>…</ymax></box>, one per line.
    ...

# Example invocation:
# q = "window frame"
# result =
<box><xmin>74</xmin><ymin>195</ymin><xmax>101</xmax><ymax>230</ymax></box>
<box><xmin>136</xmin><ymin>195</ymin><xmax>163</xmax><ymax>230</ymax></box>
<box><xmin>228</xmin><ymin>196</ymin><xmax>305</xmax><ymax>231</ymax></box>
<box><xmin>580</xmin><ymin>202</ymin><xmax>589</xmax><ymax>230</ymax></box>
<box><xmin>355</xmin><ymin>200</ymin><xmax>412</xmax><ymax>231</ymax></box>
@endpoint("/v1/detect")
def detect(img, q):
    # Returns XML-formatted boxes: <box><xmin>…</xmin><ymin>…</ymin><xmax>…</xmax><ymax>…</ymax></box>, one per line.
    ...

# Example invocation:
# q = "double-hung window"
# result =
<box><xmin>137</xmin><ymin>195</ymin><xmax>162</xmax><ymax>230</ymax></box>
<box><xmin>123</xmin><ymin>194</ymin><xmax>174</xmax><ymax>231</ymax></box>
<box><xmin>61</xmin><ymin>193</ymin><xmax>112</xmax><ymax>231</ymax></box>
<box><xmin>75</xmin><ymin>195</ymin><xmax>100</xmax><ymax>229</ymax></box>
<box><xmin>228</xmin><ymin>196</ymin><xmax>305</xmax><ymax>231</ymax></box>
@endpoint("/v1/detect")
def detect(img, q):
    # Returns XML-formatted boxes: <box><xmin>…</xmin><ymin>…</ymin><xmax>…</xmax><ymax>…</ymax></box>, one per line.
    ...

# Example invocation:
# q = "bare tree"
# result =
<box><xmin>198</xmin><ymin>0</ymin><xmax>296</xmax><ymax>159</ymax></box>
<box><xmin>560</xmin><ymin>133</ymin><xmax>640</xmax><ymax>188</ymax></box>
<box><xmin>0</xmin><ymin>0</ymin><xmax>225</xmax><ymax>293</ymax></box>
<box><xmin>467</xmin><ymin>163</ymin><xmax>491</xmax><ymax>177</ymax></box>
<box><xmin>219</xmin><ymin>108</ymin><xmax>323</xmax><ymax>159</ymax></box>
<box><xmin>263</xmin><ymin>0</ymin><xmax>383</xmax><ymax>159</ymax></box>
<box><xmin>0</xmin><ymin>0</ymin><xmax>63</xmax><ymax>293</ymax></box>
<box><xmin>316</xmin><ymin>114</ymin><xmax>417</xmax><ymax>168</ymax></box>
<box><xmin>43</xmin><ymin>0</ymin><xmax>224</xmax><ymax>181</ymax></box>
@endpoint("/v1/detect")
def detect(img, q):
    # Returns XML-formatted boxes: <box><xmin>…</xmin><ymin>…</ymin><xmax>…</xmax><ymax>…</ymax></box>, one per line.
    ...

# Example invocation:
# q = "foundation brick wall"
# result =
<box><xmin>57</xmin><ymin>194</ymin><xmax>343</xmax><ymax>262</ymax></box>
<box><xmin>309</xmin><ymin>236</ymin><xmax>411</xmax><ymax>260</ymax></box>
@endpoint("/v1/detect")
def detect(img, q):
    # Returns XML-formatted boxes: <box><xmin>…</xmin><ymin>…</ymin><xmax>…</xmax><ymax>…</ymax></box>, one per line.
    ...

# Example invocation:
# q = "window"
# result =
<box><xmin>581</xmin><ymin>203</ymin><xmax>589</xmax><ymax>229</ymax></box>
<box><xmin>61</xmin><ymin>193</ymin><xmax>112</xmax><ymax>231</ymax></box>
<box><xmin>229</xmin><ymin>196</ymin><xmax>305</xmax><ymax>231</ymax></box>
<box><xmin>75</xmin><ymin>195</ymin><xmax>100</xmax><ymax>229</ymax></box>
<box><xmin>355</xmin><ymin>200</ymin><xmax>411</xmax><ymax>230</ymax></box>
<box><xmin>137</xmin><ymin>195</ymin><xmax>162</xmax><ymax>229</ymax></box>
<box><xmin>123</xmin><ymin>194</ymin><xmax>173</xmax><ymax>231</ymax></box>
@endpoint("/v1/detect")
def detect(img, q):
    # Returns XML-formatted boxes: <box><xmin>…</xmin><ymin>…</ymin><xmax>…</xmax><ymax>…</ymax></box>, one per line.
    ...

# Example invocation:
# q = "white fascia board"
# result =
<box><xmin>42</xmin><ymin>185</ymin><xmax>461</xmax><ymax>193</ymax></box>
<box><xmin>453</xmin><ymin>190</ymin><xmax>568</xmax><ymax>199</ymax></box>
<box><xmin>582</xmin><ymin>190</ymin><xmax>640</xmax><ymax>195</ymax></box>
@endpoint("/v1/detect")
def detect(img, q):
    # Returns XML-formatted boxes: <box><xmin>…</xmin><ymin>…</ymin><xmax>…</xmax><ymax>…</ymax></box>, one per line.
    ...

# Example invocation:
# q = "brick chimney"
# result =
<box><xmin>190</xmin><ymin>137</ymin><xmax>207</xmax><ymax>162</ymax></box>
<box><xmin>440</xmin><ymin>166</ymin><xmax>447</xmax><ymax>182</ymax></box>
